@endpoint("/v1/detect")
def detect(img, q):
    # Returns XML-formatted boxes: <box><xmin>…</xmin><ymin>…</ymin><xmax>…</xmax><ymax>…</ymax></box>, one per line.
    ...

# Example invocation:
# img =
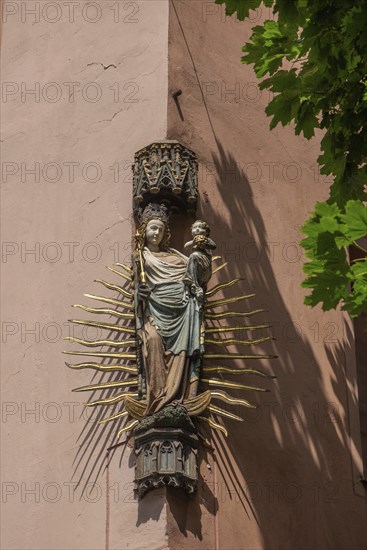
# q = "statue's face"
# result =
<box><xmin>192</xmin><ymin>221</ymin><xmax>206</xmax><ymax>237</ymax></box>
<box><xmin>145</xmin><ymin>219</ymin><xmax>165</xmax><ymax>247</ymax></box>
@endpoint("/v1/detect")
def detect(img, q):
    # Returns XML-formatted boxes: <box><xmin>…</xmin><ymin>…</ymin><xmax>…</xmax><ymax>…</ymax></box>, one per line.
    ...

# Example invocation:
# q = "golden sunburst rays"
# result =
<box><xmin>68</xmin><ymin>319</ymin><xmax>135</xmax><ymax>334</ymax></box>
<box><xmin>197</xmin><ymin>416</ymin><xmax>228</xmax><ymax>437</ymax></box>
<box><xmin>209</xmin><ymin>390</ymin><xmax>257</xmax><ymax>409</ymax></box>
<box><xmin>201</xmin><ymin>378</ymin><xmax>269</xmax><ymax>393</ymax></box>
<box><xmin>208</xmin><ymin>404</ymin><xmax>244</xmax><ymax>422</ymax></box>
<box><xmin>64</xmin><ymin>263</ymin><xmax>139</xmax><ymax>437</ymax></box>
<box><xmin>65</xmin><ymin>337</ymin><xmax>136</xmax><ymax>348</ymax></box>
<box><xmin>205</xmin><ymin>336</ymin><xmax>274</xmax><ymax>346</ymax></box>
<box><xmin>64</xmin><ymin>350</ymin><xmax>136</xmax><ymax>359</ymax></box>
<box><xmin>66</xmin><ymin>362</ymin><xmax>137</xmax><ymax>374</ymax></box>
<box><xmin>204</xmin><ymin>352</ymin><xmax>276</xmax><ymax>360</ymax></box>
<box><xmin>73</xmin><ymin>379</ymin><xmax>139</xmax><ymax>393</ymax></box>
<box><xmin>99</xmin><ymin>410</ymin><xmax>129</xmax><ymax>425</ymax></box>
<box><xmin>94</xmin><ymin>279</ymin><xmax>133</xmax><ymax>299</ymax></box>
<box><xmin>84</xmin><ymin>392</ymin><xmax>139</xmax><ymax>407</ymax></box>
<box><xmin>82</xmin><ymin>294</ymin><xmax>134</xmax><ymax>310</ymax></box>
<box><xmin>72</xmin><ymin>305</ymin><xmax>134</xmax><ymax>319</ymax></box>
<box><xmin>200</xmin><ymin>271</ymin><xmax>276</xmax><ymax>437</ymax></box>
<box><xmin>205</xmin><ymin>278</ymin><xmax>243</xmax><ymax>298</ymax></box>
<box><xmin>65</xmin><ymin>257</ymin><xmax>277</xmax><ymax>441</ymax></box>
<box><xmin>211</xmin><ymin>261</ymin><xmax>228</xmax><ymax>275</ymax></box>
<box><xmin>117</xmin><ymin>420</ymin><xmax>139</xmax><ymax>437</ymax></box>
<box><xmin>106</xmin><ymin>265</ymin><xmax>133</xmax><ymax>282</ymax></box>
<box><xmin>202</xmin><ymin>366</ymin><xmax>275</xmax><ymax>378</ymax></box>
<box><xmin>205</xmin><ymin>310</ymin><xmax>265</xmax><ymax>319</ymax></box>
<box><xmin>205</xmin><ymin>325</ymin><xmax>270</xmax><ymax>333</ymax></box>
<box><xmin>205</xmin><ymin>293</ymin><xmax>256</xmax><ymax>310</ymax></box>
<box><xmin>114</xmin><ymin>262</ymin><xmax>133</xmax><ymax>274</ymax></box>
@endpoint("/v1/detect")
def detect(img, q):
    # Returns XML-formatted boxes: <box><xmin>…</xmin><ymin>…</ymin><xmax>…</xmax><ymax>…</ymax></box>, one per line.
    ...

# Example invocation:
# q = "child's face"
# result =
<box><xmin>192</xmin><ymin>222</ymin><xmax>206</xmax><ymax>236</ymax></box>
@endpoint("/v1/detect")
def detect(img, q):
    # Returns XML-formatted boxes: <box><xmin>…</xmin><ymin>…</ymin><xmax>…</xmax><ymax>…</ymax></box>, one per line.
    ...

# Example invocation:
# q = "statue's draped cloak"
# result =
<box><xmin>137</xmin><ymin>247</ymin><xmax>202</xmax><ymax>414</ymax></box>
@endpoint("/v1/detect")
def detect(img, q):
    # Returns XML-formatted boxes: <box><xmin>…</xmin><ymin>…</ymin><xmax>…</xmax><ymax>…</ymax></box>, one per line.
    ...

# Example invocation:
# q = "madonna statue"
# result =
<box><xmin>133</xmin><ymin>203</ymin><xmax>204</xmax><ymax>417</ymax></box>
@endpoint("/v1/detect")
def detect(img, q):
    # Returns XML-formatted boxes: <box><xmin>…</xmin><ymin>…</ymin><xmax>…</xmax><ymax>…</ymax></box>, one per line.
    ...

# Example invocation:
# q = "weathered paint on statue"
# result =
<box><xmin>133</xmin><ymin>204</ymin><xmax>214</xmax><ymax>416</ymax></box>
<box><xmin>184</xmin><ymin>220</ymin><xmax>217</xmax><ymax>304</ymax></box>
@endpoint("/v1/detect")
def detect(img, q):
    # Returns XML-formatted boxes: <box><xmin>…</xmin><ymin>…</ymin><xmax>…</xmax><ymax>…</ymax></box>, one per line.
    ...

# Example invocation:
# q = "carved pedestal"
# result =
<box><xmin>134</xmin><ymin>405</ymin><xmax>198</xmax><ymax>498</ymax></box>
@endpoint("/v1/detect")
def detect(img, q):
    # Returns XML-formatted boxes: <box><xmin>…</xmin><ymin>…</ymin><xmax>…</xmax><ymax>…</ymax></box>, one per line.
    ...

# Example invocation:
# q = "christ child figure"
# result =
<box><xmin>183</xmin><ymin>220</ymin><xmax>216</xmax><ymax>304</ymax></box>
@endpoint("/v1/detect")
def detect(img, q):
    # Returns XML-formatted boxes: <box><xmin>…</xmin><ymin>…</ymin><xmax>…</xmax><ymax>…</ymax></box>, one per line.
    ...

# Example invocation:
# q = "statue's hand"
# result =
<box><xmin>191</xmin><ymin>284</ymin><xmax>204</xmax><ymax>303</ymax></box>
<box><xmin>196</xmin><ymin>287</ymin><xmax>204</xmax><ymax>303</ymax></box>
<box><xmin>138</xmin><ymin>284</ymin><xmax>151</xmax><ymax>301</ymax></box>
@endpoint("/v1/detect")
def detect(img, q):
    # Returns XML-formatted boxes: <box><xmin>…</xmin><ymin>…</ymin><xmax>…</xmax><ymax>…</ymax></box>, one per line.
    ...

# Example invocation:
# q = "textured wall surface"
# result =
<box><xmin>1</xmin><ymin>1</ymin><xmax>169</xmax><ymax>549</ymax></box>
<box><xmin>1</xmin><ymin>1</ymin><xmax>366</xmax><ymax>549</ymax></box>
<box><xmin>166</xmin><ymin>1</ymin><xmax>366</xmax><ymax>549</ymax></box>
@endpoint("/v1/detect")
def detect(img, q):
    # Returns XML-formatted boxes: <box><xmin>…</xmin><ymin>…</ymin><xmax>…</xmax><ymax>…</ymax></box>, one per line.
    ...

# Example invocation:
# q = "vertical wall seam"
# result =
<box><xmin>105</xmin><ymin>451</ymin><xmax>110</xmax><ymax>550</ymax></box>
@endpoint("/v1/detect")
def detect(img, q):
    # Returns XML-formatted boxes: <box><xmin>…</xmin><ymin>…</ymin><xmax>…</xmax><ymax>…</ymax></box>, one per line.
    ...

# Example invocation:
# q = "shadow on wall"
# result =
<box><xmin>188</xmin><ymin>140</ymin><xmax>361</xmax><ymax>549</ymax></box>
<box><xmin>163</xmin><ymin>0</ymin><xmax>364</xmax><ymax>542</ymax></box>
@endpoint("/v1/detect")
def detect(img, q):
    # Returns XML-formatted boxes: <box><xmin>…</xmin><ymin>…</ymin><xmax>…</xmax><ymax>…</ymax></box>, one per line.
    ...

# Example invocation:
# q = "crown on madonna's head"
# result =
<box><xmin>138</xmin><ymin>203</ymin><xmax>169</xmax><ymax>224</ymax></box>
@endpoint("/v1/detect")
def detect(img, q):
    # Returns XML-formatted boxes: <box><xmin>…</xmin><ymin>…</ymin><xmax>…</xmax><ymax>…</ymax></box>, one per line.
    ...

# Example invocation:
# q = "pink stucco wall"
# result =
<box><xmin>166</xmin><ymin>2</ymin><xmax>366</xmax><ymax>549</ymax></box>
<box><xmin>1</xmin><ymin>1</ymin><xmax>366</xmax><ymax>549</ymax></box>
<box><xmin>1</xmin><ymin>1</ymin><xmax>169</xmax><ymax>549</ymax></box>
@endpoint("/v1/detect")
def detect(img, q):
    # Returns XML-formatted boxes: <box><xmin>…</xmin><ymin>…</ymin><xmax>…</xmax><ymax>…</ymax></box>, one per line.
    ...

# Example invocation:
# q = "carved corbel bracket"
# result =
<box><xmin>134</xmin><ymin>404</ymin><xmax>198</xmax><ymax>497</ymax></box>
<box><xmin>132</xmin><ymin>140</ymin><xmax>198</xmax><ymax>215</ymax></box>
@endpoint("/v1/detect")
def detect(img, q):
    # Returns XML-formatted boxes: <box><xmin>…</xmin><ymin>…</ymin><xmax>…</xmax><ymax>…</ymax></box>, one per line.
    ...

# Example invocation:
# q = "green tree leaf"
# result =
<box><xmin>218</xmin><ymin>0</ymin><xmax>367</xmax><ymax>317</ymax></box>
<box><xmin>341</xmin><ymin>200</ymin><xmax>367</xmax><ymax>241</ymax></box>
